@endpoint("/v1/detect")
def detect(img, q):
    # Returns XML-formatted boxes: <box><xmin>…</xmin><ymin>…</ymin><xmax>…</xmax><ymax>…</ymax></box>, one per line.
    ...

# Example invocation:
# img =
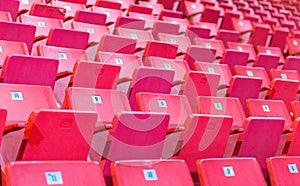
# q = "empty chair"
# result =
<box><xmin>226</xmin><ymin>76</ymin><xmax>262</xmax><ymax>114</ymax></box>
<box><xmin>197</xmin><ymin>158</ymin><xmax>267</xmax><ymax>186</ymax></box>
<box><xmin>287</xmin><ymin>38</ymin><xmax>300</xmax><ymax>56</ymax></box>
<box><xmin>0</xmin><ymin>11</ymin><xmax>12</xmax><ymax>21</ymax></box>
<box><xmin>97</xmin><ymin>34</ymin><xmax>136</xmax><ymax>54</ymax></box>
<box><xmin>284</xmin><ymin>56</ymin><xmax>300</xmax><ymax>75</ymax></box>
<box><xmin>20</xmin><ymin>15</ymin><xmax>63</xmax><ymax>42</ymax></box>
<box><xmin>46</xmin><ymin>28</ymin><xmax>89</xmax><ymax>50</ymax></box>
<box><xmin>185</xmin><ymin>25</ymin><xmax>210</xmax><ymax>40</ymax></box>
<box><xmin>37</xmin><ymin>45</ymin><xmax>88</xmax><ymax>78</ymax></box>
<box><xmin>71</xmin><ymin>21</ymin><xmax>109</xmax><ymax>45</ymax></box>
<box><xmin>103</xmin><ymin>112</ymin><xmax>170</xmax><ymax>178</ymax></box>
<box><xmin>0</xmin><ymin>21</ymin><xmax>36</xmax><ymax>54</ymax></box>
<box><xmin>139</xmin><ymin>1</ymin><xmax>164</xmax><ymax>15</ymax></box>
<box><xmin>195</xmin><ymin>62</ymin><xmax>232</xmax><ymax>89</ymax></box>
<box><xmin>91</xmin><ymin>6</ymin><xmax>122</xmax><ymax>25</ymax></box>
<box><xmin>194</xmin><ymin>22</ymin><xmax>218</xmax><ymax>38</ymax></box>
<box><xmin>51</xmin><ymin>1</ymin><xmax>85</xmax><ymax>20</ymax></box>
<box><xmin>1</xmin><ymin>55</ymin><xmax>58</xmax><ymax>89</ymax></box>
<box><xmin>115</xmin><ymin>16</ymin><xmax>145</xmax><ymax>30</ymax></box>
<box><xmin>2</xmin><ymin>161</ymin><xmax>106</xmax><ymax>186</ymax></box>
<box><xmin>128</xmin><ymin>67</ymin><xmax>174</xmax><ymax>111</ymax></box>
<box><xmin>159</xmin><ymin>9</ymin><xmax>183</xmax><ymax>20</ymax></box>
<box><xmin>74</xmin><ymin>10</ymin><xmax>107</xmax><ymax>26</ymax></box>
<box><xmin>216</xmin><ymin>30</ymin><xmax>240</xmax><ymax>46</ymax></box>
<box><xmin>193</xmin><ymin>38</ymin><xmax>225</xmax><ymax>59</ymax></box>
<box><xmin>200</xmin><ymin>6</ymin><xmax>221</xmax><ymax>24</ymax></box>
<box><xmin>232</xmin><ymin>18</ymin><xmax>253</xmax><ymax>35</ymax></box>
<box><xmin>253</xmin><ymin>53</ymin><xmax>280</xmax><ymax>74</ymax></box>
<box><xmin>269</xmin><ymin>27</ymin><xmax>290</xmax><ymax>51</ymax></box>
<box><xmin>220</xmin><ymin>50</ymin><xmax>249</xmax><ymax>74</ymax></box>
<box><xmin>220</xmin><ymin>10</ymin><xmax>241</xmax><ymax>30</ymax></box>
<box><xmin>158</xmin><ymin>33</ymin><xmax>191</xmax><ymax>55</ymax></box>
<box><xmin>184</xmin><ymin>46</ymin><xmax>216</xmax><ymax>69</ymax></box>
<box><xmin>178</xmin><ymin>114</ymin><xmax>233</xmax><ymax>176</ymax></box>
<box><xmin>17</xmin><ymin>109</ymin><xmax>97</xmax><ymax>161</ymax></box>
<box><xmin>95</xmin><ymin>0</ymin><xmax>122</xmax><ymax>10</ymax></box>
<box><xmin>234</xmin><ymin>66</ymin><xmax>270</xmax><ymax>90</ymax></box>
<box><xmin>111</xmin><ymin>160</ymin><xmax>194</xmax><ymax>186</ymax></box>
<box><xmin>127</xmin><ymin>4</ymin><xmax>153</xmax><ymax>15</ymax></box>
<box><xmin>128</xmin><ymin>12</ymin><xmax>157</xmax><ymax>30</ymax></box>
<box><xmin>227</xmin><ymin>42</ymin><xmax>256</xmax><ymax>62</ymax></box>
<box><xmin>180</xmin><ymin>71</ymin><xmax>220</xmax><ymax>112</ymax></box>
<box><xmin>256</xmin><ymin>46</ymin><xmax>285</xmax><ymax>65</ymax></box>
<box><xmin>69</xmin><ymin>61</ymin><xmax>120</xmax><ymax>89</ymax></box>
<box><xmin>270</xmin><ymin>69</ymin><xmax>300</xmax><ymax>82</ymax></box>
<box><xmin>143</xmin><ymin>40</ymin><xmax>178</xmax><ymax>59</ymax></box>
<box><xmin>235</xmin><ymin>117</ymin><xmax>285</xmax><ymax>177</ymax></box>
<box><xmin>0</xmin><ymin>0</ymin><xmax>19</xmax><ymax>21</ymax></box>
<box><xmin>180</xmin><ymin>1</ymin><xmax>204</xmax><ymax>18</ymax></box>
<box><xmin>248</xmin><ymin>23</ymin><xmax>270</xmax><ymax>47</ymax></box>
<box><xmin>151</xmin><ymin>21</ymin><xmax>180</xmax><ymax>40</ymax></box>
<box><xmin>0</xmin><ymin>40</ymin><xmax>29</xmax><ymax>68</ymax></box>
<box><xmin>162</xmin><ymin>17</ymin><xmax>190</xmax><ymax>34</ymax></box>
<box><xmin>267</xmin><ymin>156</ymin><xmax>300</xmax><ymax>186</ymax></box>
<box><xmin>29</xmin><ymin>3</ymin><xmax>66</xmax><ymax>20</ymax></box>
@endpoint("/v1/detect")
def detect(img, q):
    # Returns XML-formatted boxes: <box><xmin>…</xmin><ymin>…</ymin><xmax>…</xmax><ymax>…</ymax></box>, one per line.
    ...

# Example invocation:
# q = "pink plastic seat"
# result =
<box><xmin>200</xmin><ymin>6</ymin><xmax>221</xmax><ymax>24</ymax></box>
<box><xmin>157</xmin><ymin>33</ymin><xmax>191</xmax><ymax>55</ymax></box>
<box><xmin>248</xmin><ymin>23</ymin><xmax>270</xmax><ymax>47</ymax></box>
<box><xmin>115</xmin><ymin>16</ymin><xmax>145</xmax><ymax>30</ymax></box>
<box><xmin>253</xmin><ymin>53</ymin><xmax>280</xmax><ymax>73</ymax></box>
<box><xmin>227</xmin><ymin>42</ymin><xmax>256</xmax><ymax>62</ymax></box>
<box><xmin>51</xmin><ymin>1</ymin><xmax>85</xmax><ymax>20</ymax></box>
<box><xmin>220</xmin><ymin>50</ymin><xmax>250</xmax><ymax>74</ymax></box>
<box><xmin>256</xmin><ymin>46</ymin><xmax>285</xmax><ymax>65</ymax></box>
<box><xmin>111</xmin><ymin>160</ymin><xmax>194</xmax><ymax>186</ymax></box>
<box><xmin>143</xmin><ymin>41</ymin><xmax>178</xmax><ymax>59</ymax></box>
<box><xmin>198</xmin><ymin>158</ymin><xmax>267</xmax><ymax>186</ymax></box>
<box><xmin>184</xmin><ymin>46</ymin><xmax>216</xmax><ymax>69</ymax></box>
<box><xmin>3</xmin><ymin>161</ymin><xmax>106</xmax><ymax>186</ymax></box>
<box><xmin>0</xmin><ymin>0</ymin><xmax>19</xmax><ymax>21</ymax></box>
<box><xmin>17</xmin><ymin>109</ymin><xmax>97</xmax><ymax>161</ymax></box>
<box><xmin>97</xmin><ymin>34</ymin><xmax>137</xmax><ymax>54</ymax></box>
<box><xmin>0</xmin><ymin>40</ymin><xmax>29</xmax><ymax>68</ymax></box>
<box><xmin>216</xmin><ymin>29</ymin><xmax>240</xmax><ymax>46</ymax></box>
<box><xmin>91</xmin><ymin>6</ymin><xmax>122</xmax><ymax>25</ymax></box>
<box><xmin>29</xmin><ymin>3</ymin><xmax>66</xmax><ymax>20</ymax></box>
<box><xmin>193</xmin><ymin>38</ymin><xmax>225</xmax><ymax>59</ymax></box>
<box><xmin>151</xmin><ymin>20</ymin><xmax>180</xmax><ymax>40</ymax></box>
<box><xmin>74</xmin><ymin>10</ymin><xmax>107</xmax><ymax>26</ymax></box>
<box><xmin>1</xmin><ymin>55</ymin><xmax>58</xmax><ymax>89</ymax></box>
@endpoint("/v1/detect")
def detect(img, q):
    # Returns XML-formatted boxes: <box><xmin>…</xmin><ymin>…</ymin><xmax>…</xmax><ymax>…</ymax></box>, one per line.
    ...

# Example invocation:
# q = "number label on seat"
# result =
<box><xmin>288</xmin><ymin>164</ymin><xmax>299</xmax><ymax>173</ymax></box>
<box><xmin>164</xmin><ymin>63</ymin><xmax>172</xmax><ymax>69</ymax></box>
<box><xmin>37</xmin><ymin>22</ymin><xmax>46</xmax><ymax>27</ymax></box>
<box><xmin>262</xmin><ymin>105</ymin><xmax>270</xmax><ymax>112</ymax></box>
<box><xmin>157</xmin><ymin>100</ymin><xmax>167</xmax><ymax>108</ymax></box>
<box><xmin>0</xmin><ymin>45</ymin><xmax>2</xmax><ymax>53</ymax></box>
<box><xmin>208</xmin><ymin>67</ymin><xmax>215</xmax><ymax>73</ymax></box>
<box><xmin>246</xmin><ymin>70</ymin><xmax>254</xmax><ymax>77</ymax></box>
<box><xmin>91</xmin><ymin>95</ymin><xmax>102</xmax><ymax>104</ymax></box>
<box><xmin>143</xmin><ymin>169</ymin><xmax>158</xmax><ymax>181</ymax></box>
<box><xmin>10</xmin><ymin>91</ymin><xmax>23</xmax><ymax>101</ymax></box>
<box><xmin>222</xmin><ymin>166</ymin><xmax>235</xmax><ymax>177</ymax></box>
<box><xmin>280</xmin><ymin>74</ymin><xmax>287</xmax><ymax>79</ymax></box>
<box><xmin>45</xmin><ymin>171</ymin><xmax>63</xmax><ymax>185</ymax></box>
<box><xmin>87</xmin><ymin>28</ymin><xmax>95</xmax><ymax>34</ymax></box>
<box><xmin>58</xmin><ymin>52</ymin><xmax>68</xmax><ymax>59</ymax></box>
<box><xmin>115</xmin><ymin>58</ymin><xmax>123</xmax><ymax>65</ymax></box>
<box><xmin>214</xmin><ymin>102</ymin><xmax>223</xmax><ymax>110</ymax></box>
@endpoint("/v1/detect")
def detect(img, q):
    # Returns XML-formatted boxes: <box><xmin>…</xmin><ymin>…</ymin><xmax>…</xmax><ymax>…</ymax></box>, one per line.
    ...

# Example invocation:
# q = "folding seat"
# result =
<box><xmin>221</xmin><ymin>10</ymin><xmax>241</xmax><ymax>30</ymax></box>
<box><xmin>0</xmin><ymin>21</ymin><xmax>36</xmax><ymax>54</ymax></box>
<box><xmin>74</xmin><ymin>10</ymin><xmax>107</xmax><ymax>26</ymax></box>
<box><xmin>267</xmin><ymin>156</ymin><xmax>300</xmax><ymax>185</ymax></box>
<box><xmin>198</xmin><ymin>158</ymin><xmax>267</xmax><ymax>186</ymax></box>
<box><xmin>162</xmin><ymin>17</ymin><xmax>190</xmax><ymax>34</ymax></box>
<box><xmin>253</xmin><ymin>53</ymin><xmax>280</xmax><ymax>74</ymax></box>
<box><xmin>127</xmin><ymin>4</ymin><xmax>153</xmax><ymax>15</ymax></box>
<box><xmin>269</xmin><ymin>26</ymin><xmax>290</xmax><ymax>51</ymax></box>
<box><xmin>69</xmin><ymin>60</ymin><xmax>120</xmax><ymax>89</ymax></box>
<box><xmin>235</xmin><ymin>117</ymin><xmax>285</xmax><ymax>177</ymax></box>
<box><xmin>0</xmin><ymin>0</ymin><xmax>19</xmax><ymax>21</ymax></box>
<box><xmin>29</xmin><ymin>3</ymin><xmax>66</xmax><ymax>20</ymax></box>
<box><xmin>16</xmin><ymin>109</ymin><xmax>97</xmax><ymax>161</ymax></box>
<box><xmin>114</xmin><ymin>16</ymin><xmax>145</xmax><ymax>30</ymax></box>
<box><xmin>128</xmin><ymin>12</ymin><xmax>157</xmax><ymax>30</ymax></box>
<box><xmin>185</xmin><ymin>25</ymin><xmax>210</xmax><ymax>41</ymax></box>
<box><xmin>1</xmin><ymin>55</ymin><xmax>58</xmax><ymax>89</ymax></box>
<box><xmin>111</xmin><ymin>160</ymin><xmax>194</xmax><ymax>186</ymax></box>
<box><xmin>20</xmin><ymin>15</ymin><xmax>63</xmax><ymax>42</ymax></box>
<box><xmin>143</xmin><ymin>57</ymin><xmax>189</xmax><ymax>86</ymax></box>
<box><xmin>200</xmin><ymin>6</ymin><xmax>221</xmax><ymax>24</ymax></box>
<box><xmin>143</xmin><ymin>40</ymin><xmax>178</xmax><ymax>59</ymax></box>
<box><xmin>270</xmin><ymin>69</ymin><xmax>300</xmax><ymax>82</ymax></box>
<box><xmin>37</xmin><ymin>45</ymin><xmax>88</xmax><ymax>78</ymax></box>
<box><xmin>265</xmin><ymin>78</ymin><xmax>299</xmax><ymax>111</ymax></box>
<box><xmin>103</xmin><ymin>112</ymin><xmax>169</xmax><ymax>178</ymax></box>
<box><xmin>139</xmin><ymin>1</ymin><xmax>164</xmax><ymax>16</ymax></box>
<box><xmin>51</xmin><ymin>1</ymin><xmax>86</xmax><ymax>21</ymax></box>
<box><xmin>248</xmin><ymin>23</ymin><xmax>270</xmax><ymax>47</ymax></box>
<box><xmin>151</xmin><ymin>21</ymin><xmax>180</xmax><ymax>40</ymax></box>
<box><xmin>232</xmin><ymin>18</ymin><xmax>253</xmax><ymax>34</ymax></box>
<box><xmin>220</xmin><ymin>49</ymin><xmax>250</xmax><ymax>74</ymax></box>
<box><xmin>234</xmin><ymin>65</ymin><xmax>270</xmax><ymax>90</ymax></box>
<box><xmin>91</xmin><ymin>6</ymin><xmax>122</xmax><ymax>25</ymax></box>
<box><xmin>46</xmin><ymin>28</ymin><xmax>89</xmax><ymax>50</ymax></box>
<box><xmin>128</xmin><ymin>67</ymin><xmax>175</xmax><ymax>111</ymax></box>
<box><xmin>2</xmin><ymin>161</ymin><xmax>106</xmax><ymax>186</ymax></box>
<box><xmin>193</xmin><ymin>38</ymin><xmax>225</xmax><ymax>59</ymax></box>
<box><xmin>180</xmin><ymin>71</ymin><xmax>220</xmax><ymax>112</ymax></box>
<box><xmin>0</xmin><ymin>40</ymin><xmax>29</xmax><ymax>68</ymax></box>
<box><xmin>18</xmin><ymin>0</ymin><xmax>45</xmax><ymax>15</ymax></box>
<box><xmin>71</xmin><ymin>21</ymin><xmax>109</xmax><ymax>45</ymax></box>
<box><xmin>287</xmin><ymin>37</ymin><xmax>300</xmax><ymax>55</ymax></box>
<box><xmin>0</xmin><ymin>11</ymin><xmax>12</xmax><ymax>21</ymax></box>
<box><xmin>194</xmin><ymin>62</ymin><xmax>232</xmax><ymax>89</ymax></box>
<box><xmin>158</xmin><ymin>9</ymin><xmax>183</xmax><ymax>20</ymax></box>
<box><xmin>95</xmin><ymin>0</ymin><xmax>122</xmax><ymax>10</ymax></box>
<box><xmin>256</xmin><ymin>46</ymin><xmax>285</xmax><ymax>65</ymax></box>
<box><xmin>243</xmin><ymin>14</ymin><xmax>261</xmax><ymax>23</ymax></box>
<box><xmin>96</xmin><ymin>51</ymin><xmax>142</xmax><ymax>84</ymax></box>
<box><xmin>158</xmin><ymin>33</ymin><xmax>191</xmax><ymax>55</ymax></box>
<box><xmin>63</xmin><ymin>87</ymin><xmax>130</xmax><ymax>130</ymax></box>
<box><xmin>284</xmin><ymin>56</ymin><xmax>300</xmax><ymax>75</ymax></box>
<box><xmin>193</xmin><ymin>22</ymin><xmax>218</xmax><ymax>38</ymax></box>
<box><xmin>227</xmin><ymin>42</ymin><xmax>256</xmax><ymax>62</ymax></box>
<box><xmin>184</xmin><ymin>46</ymin><xmax>216</xmax><ymax>69</ymax></box>
<box><xmin>226</xmin><ymin>76</ymin><xmax>262</xmax><ymax>114</ymax></box>
<box><xmin>114</xmin><ymin>28</ymin><xmax>153</xmax><ymax>52</ymax></box>
<box><xmin>177</xmin><ymin>114</ymin><xmax>233</xmax><ymax>177</ymax></box>
<box><xmin>216</xmin><ymin>29</ymin><xmax>240</xmax><ymax>46</ymax></box>
<box><xmin>157</xmin><ymin>0</ymin><xmax>175</xmax><ymax>10</ymax></box>
<box><xmin>181</xmin><ymin>1</ymin><xmax>204</xmax><ymax>18</ymax></box>
<box><xmin>97</xmin><ymin>34</ymin><xmax>137</xmax><ymax>54</ymax></box>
